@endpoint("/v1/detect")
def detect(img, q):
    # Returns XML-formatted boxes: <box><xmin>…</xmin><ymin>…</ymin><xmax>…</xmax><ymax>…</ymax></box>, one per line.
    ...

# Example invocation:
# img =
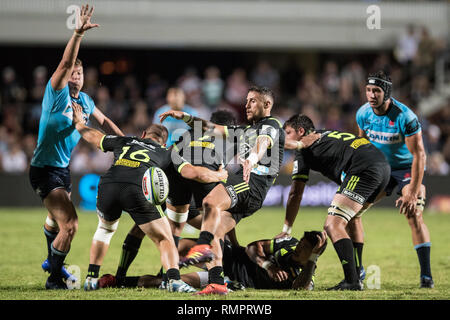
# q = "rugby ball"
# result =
<box><xmin>142</xmin><ymin>167</ymin><xmax>169</xmax><ymax>205</ymax></box>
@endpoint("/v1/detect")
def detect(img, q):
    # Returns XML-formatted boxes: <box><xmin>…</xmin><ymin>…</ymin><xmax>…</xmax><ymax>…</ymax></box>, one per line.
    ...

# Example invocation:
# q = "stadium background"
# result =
<box><xmin>0</xmin><ymin>0</ymin><xmax>449</xmax><ymax>211</ymax></box>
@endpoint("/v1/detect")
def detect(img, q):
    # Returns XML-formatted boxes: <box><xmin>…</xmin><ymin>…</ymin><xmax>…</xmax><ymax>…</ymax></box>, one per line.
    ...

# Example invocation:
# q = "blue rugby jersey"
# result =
<box><xmin>356</xmin><ymin>98</ymin><xmax>421</xmax><ymax>170</ymax></box>
<box><xmin>31</xmin><ymin>79</ymin><xmax>95</xmax><ymax>168</ymax></box>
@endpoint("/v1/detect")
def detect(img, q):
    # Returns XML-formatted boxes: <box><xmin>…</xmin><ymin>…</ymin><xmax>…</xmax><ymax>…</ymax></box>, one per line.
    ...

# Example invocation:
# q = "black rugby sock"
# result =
<box><xmin>166</xmin><ymin>268</ymin><xmax>181</xmax><ymax>281</ymax></box>
<box><xmin>116</xmin><ymin>234</ymin><xmax>143</xmax><ymax>280</ymax></box>
<box><xmin>333</xmin><ymin>238</ymin><xmax>358</xmax><ymax>284</ymax></box>
<box><xmin>353</xmin><ymin>242</ymin><xmax>364</xmax><ymax>277</ymax></box>
<box><xmin>415</xmin><ymin>243</ymin><xmax>432</xmax><ymax>279</ymax></box>
<box><xmin>197</xmin><ymin>231</ymin><xmax>214</xmax><ymax>246</ymax></box>
<box><xmin>48</xmin><ymin>244</ymin><xmax>67</xmax><ymax>281</ymax></box>
<box><xmin>43</xmin><ymin>227</ymin><xmax>58</xmax><ymax>260</ymax></box>
<box><xmin>87</xmin><ymin>264</ymin><xmax>100</xmax><ymax>278</ymax></box>
<box><xmin>208</xmin><ymin>266</ymin><xmax>225</xmax><ymax>285</ymax></box>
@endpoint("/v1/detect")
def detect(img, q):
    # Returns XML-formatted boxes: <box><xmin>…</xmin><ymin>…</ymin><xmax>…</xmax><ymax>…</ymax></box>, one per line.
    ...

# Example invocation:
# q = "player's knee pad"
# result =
<box><xmin>166</xmin><ymin>208</ymin><xmax>188</xmax><ymax>223</ymax></box>
<box><xmin>417</xmin><ymin>197</ymin><xmax>426</xmax><ymax>212</ymax></box>
<box><xmin>328</xmin><ymin>202</ymin><xmax>357</xmax><ymax>222</ymax></box>
<box><xmin>93</xmin><ymin>217</ymin><xmax>119</xmax><ymax>244</ymax></box>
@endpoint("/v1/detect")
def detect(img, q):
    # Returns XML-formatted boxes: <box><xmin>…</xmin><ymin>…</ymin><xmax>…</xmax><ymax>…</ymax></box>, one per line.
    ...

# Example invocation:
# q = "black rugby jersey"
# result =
<box><xmin>172</xmin><ymin>128</ymin><xmax>230</xmax><ymax>171</ymax></box>
<box><xmin>292</xmin><ymin>129</ymin><xmax>388</xmax><ymax>185</ymax></box>
<box><xmin>223</xmin><ymin>237</ymin><xmax>303</xmax><ymax>290</ymax></box>
<box><xmin>99</xmin><ymin>135</ymin><xmax>188</xmax><ymax>185</ymax></box>
<box><xmin>225</xmin><ymin>116</ymin><xmax>285</xmax><ymax>179</ymax></box>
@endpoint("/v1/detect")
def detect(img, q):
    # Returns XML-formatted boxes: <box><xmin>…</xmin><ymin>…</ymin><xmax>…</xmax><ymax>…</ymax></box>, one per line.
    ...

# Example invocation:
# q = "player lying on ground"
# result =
<box><xmin>159</xmin><ymin>86</ymin><xmax>285</xmax><ymax>295</ymax></box>
<box><xmin>29</xmin><ymin>4</ymin><xmax>124</xmax><ymax>290</ymax></box>
<box><xmin>356</xmin><ymin>70</ymin><xmax>433</xmax><ymax>288</ymax></box>
<box><xmin>98</xmin><ymin>231</ymin><xmax>327</xmax><ymax>291</ymax></box>
<box><xmin>71</xmin><ymin>104</ymin><xmax>227</xmax><ymax>293</ymax></box>
<box><xmin>281</xmin><ymin>114</ymin><xmax>391</xmax><ymax>291</ymax></box>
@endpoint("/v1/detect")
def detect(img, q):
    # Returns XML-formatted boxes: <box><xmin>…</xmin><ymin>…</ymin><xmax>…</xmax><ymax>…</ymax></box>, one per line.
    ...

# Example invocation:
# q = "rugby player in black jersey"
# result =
<box><xmin>159</xmin><ymin>86</ymin><xmax>285</xmax><ymax>295</ymax></box>
<box><xmin>281</xmin><ymin>114</ymin><xmax>391</xmax><ymax>290</ymax></box>
<box><xmin>98</xmin><ymin>230</ymin><xmax>327</xmax><ymax>291</ymax></box>
<box><xmin>110</xmin><ymin>110</ymin><xmax>237</xmax><ymax>287</ymax></box>
<box><xmin>71</xmin><ymin>103</ymin><xmax>227</xmax><ymax>293</ymax></box>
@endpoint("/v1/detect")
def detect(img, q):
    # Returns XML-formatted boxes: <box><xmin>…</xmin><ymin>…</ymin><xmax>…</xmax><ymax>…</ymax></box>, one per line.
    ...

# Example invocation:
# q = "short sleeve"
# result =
<box><xmin>401</xmin><ymin>111</ymin><xmax>421</xmax><ymax>137</ymax></box>
<box><xmin>291</xmin><ymin>150</ymin><xmax>310</xmax><ymax>182</ymax></box>
<box><xmin>100</xmin><ymin>135</ymin><xmax>127</xmax><ymax>152</ymax></box>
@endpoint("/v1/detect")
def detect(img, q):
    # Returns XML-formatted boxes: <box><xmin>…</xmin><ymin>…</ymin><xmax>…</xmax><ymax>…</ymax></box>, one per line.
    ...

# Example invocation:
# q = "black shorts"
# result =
<box><xmin>385</xmin><ymin>167</ymin><xmax>420</xmax><ymax>196</ymax></box>
<box><xmin>220</xmin><ymin>171</ymin><xmax>270</xmax><ymax>224</ymax></box>
<box><xmin>167</xmin><ymin>172</ymin><xmax>216</xmax><ymax>209</ymax></box>
<box><xmin>337</xmin><ymin>162</ymin><xmax>391</xmax><ymax>205</ymax></box>
<box><xmin>96</xmin><ymin>182</ymin><xmax>165</xmax><ymax>225</ymax></box>
<box><xmin>29</xmin><ymin>165</ymin><xmax>72</xmax><ymax>200</ymax></box>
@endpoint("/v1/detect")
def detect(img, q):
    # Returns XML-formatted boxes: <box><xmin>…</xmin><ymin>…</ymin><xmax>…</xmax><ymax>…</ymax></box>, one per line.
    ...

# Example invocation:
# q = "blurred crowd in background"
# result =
<box><xmin>0</xmin><ymin>25</ymin><xmax>449</xmax><ymax>176</ymax></box>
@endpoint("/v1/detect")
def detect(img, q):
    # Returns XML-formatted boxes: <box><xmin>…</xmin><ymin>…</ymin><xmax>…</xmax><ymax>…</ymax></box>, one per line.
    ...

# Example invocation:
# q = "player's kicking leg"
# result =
<box><xmin>179</xmin><ymin>184</ymin><xmax>231</xmax><ymax>268</ymax></box>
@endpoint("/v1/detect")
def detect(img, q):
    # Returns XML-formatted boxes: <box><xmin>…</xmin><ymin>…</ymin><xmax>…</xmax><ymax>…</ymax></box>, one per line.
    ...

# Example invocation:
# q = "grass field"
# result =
<box><xmin>0</xmin><ymin>207</ymin><xmax>449</xmax><ymax>301</ymax></box>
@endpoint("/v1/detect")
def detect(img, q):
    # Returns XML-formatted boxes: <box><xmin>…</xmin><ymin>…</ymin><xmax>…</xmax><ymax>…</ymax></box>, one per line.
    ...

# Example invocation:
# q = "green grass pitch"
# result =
<box><xmin>0</xmin><ymin>207</ymin><xmax>449</xmax><ymax>300</ymax></box>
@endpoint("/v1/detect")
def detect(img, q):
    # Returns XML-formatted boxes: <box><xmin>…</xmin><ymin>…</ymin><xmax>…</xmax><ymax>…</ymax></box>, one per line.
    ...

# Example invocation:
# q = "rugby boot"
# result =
<box><xmin>45</xmin><ymin>277</ymin><xmax>68</xmax><ymax>290</ymax></box>
<box><xmin>420</xmin><ymin>276</ymin><xmax>434</xmax><ymax>288</ymax></box>
<box><xmin>179</xmin><ymin>244</ymin><xmax>214</xmax><ymax>268</ymax></box>
<box><xmin>42</xmin><ymin>259</ymin><xmax>77</xmax><ymax>282</ymax></box>
<box><xmin>168</xmin><ymin>279</ymin><xmax>197</xmax><ymax>293</ymax></box>
<box><xmin>194</xmin><ymin>283</ymin><xmax>229</xmax><ymax>295</ymax></box>
<box><xmin>327</xmin><ymin>279</ymin><xmax>363</xmax><ymax>291</ymax></box>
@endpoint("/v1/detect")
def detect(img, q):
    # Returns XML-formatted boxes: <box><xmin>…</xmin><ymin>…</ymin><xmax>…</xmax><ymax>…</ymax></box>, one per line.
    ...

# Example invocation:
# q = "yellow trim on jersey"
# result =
<box><xmin>224</xmin><ymin>126</ymin><xmax>229</xmax><ymax>138</ymax></box>
<box><xmin>292</xmin><ymin>174</ymin><xmax>308</xmax><ymax>180</ymax></box>
<box><xmin>156</xmin><ymin>205</ymin><xmax>165</xmax><ymax>218</ymax></box>
<box><xmin>177</xmin><ymin>162</ymin><xmax>189</xmax><ymax>174</ymax></box>
<box><xmin>346</xmin><ymin>176</ymin><xmax>360</xmax><ymax>191</ymax></box>
<box><xmin>268</xmin><ymin>117</ymin><xmax>282</xmax><ymax>128</ymax></box>
<box><xmin>114</xmin><ymin>158</ymin><xmax>140</xmax><ymax>168</ymax></box>
<box><xmin>99</xmin><ymin>135</ymin><xmax>106</xmax><ymax>152</ymax></box>
<box><xmin>235</xmin><ymin>187</ymin><xmax>250</xmax><ymax>194</ymax></box>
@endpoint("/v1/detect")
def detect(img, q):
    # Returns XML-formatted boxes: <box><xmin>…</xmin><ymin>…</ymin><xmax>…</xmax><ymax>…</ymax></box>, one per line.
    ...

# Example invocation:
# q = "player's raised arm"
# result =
<box><xmin>51</xmin><ymin>4</ymin><xmax>99</xmax><ymax>91</ymax></box>
<box><xmin>159</xmin><ymin>110</ymin><xmax>227</xmax><ymax>137</ymax></box>
<box><xmin>91</xmin><ymin>107</ymin><xmax>124</xmax><ymax>136</ymax></box>
<box><xmin>72</xmin><ymin>102</ymin><xmax>104</xmax><ymax>149</ymax></box>
<box><xmin>241</xmin><ymin>135</ymin><xmax>272</xmax><ymax>183</ymax></box>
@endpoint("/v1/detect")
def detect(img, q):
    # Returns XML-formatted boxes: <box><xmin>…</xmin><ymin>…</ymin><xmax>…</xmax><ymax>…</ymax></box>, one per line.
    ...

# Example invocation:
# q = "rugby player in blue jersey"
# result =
<box><xmin>29</xmin><ymin>4</ymin><xmax>124</xmax><ymax>289</ymax></box>
<box><xmin>355</xmin><ymin>70</ymin><xmax>433</xmax><ymax>288</ymax></box>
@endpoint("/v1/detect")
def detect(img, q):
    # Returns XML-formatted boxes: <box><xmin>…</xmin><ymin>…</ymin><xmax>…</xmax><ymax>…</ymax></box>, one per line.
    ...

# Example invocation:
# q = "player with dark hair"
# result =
<box><xmin>111</xmin><ymin>110</ymin><xmax>237</xmax><ymax>287</ymax></box>
<box><xmin>28</xmin><ymin>5</ymin><xmax>124</xmax><ymax>289</ymax></box>
<box><xmin>356</xmin><ymin>70</ymin><xmax>433</xmax><ymax>288</ymax></box>
<box><xmin>70</xmin><ymin>104</ymin><xmax>228</xmax><ymax>293</ymax></box>
<box><xmin>98</xmin><ymin>230</ymin><xmax>327</xmax><ymax>291</ymax></box>
<box><xmin>280</xmin><ymin>114</ymin><xmax>391</xmax><ymax>290</ymax></box>
<box><xmin>159</xmin><ymin>86</ymin><xmax>285</xmax><ymax>295</ymax></box>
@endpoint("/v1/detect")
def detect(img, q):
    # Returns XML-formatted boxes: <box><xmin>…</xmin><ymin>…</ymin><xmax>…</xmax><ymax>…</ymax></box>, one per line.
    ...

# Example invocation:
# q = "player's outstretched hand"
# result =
<box><xmin>72</xmin><ymin>102</ymin><xmax>84</xmax><ymax>125</ymax></box>
<box><xmin>159</xmin><ymin>110</ymin><xmax>185</xmax><ymax>123</ymax></box>
<box><xmin>241</xmin><ymin>158</ymin><xmax>252</xmax><ymax>184</ymax></box>
<box><xmin>75</xmin><ymin>4</ymin><xmax>99</xmax><ymax>34</ymax></box>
